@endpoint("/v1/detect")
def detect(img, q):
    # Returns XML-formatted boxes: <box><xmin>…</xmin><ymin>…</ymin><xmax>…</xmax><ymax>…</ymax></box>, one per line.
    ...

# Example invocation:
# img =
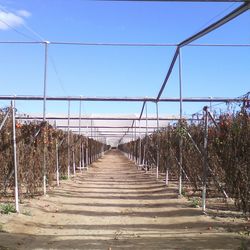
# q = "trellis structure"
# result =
<box><xmin>0</xmin><ymin>0</ymin><xmax>250</xmax><ymax>214</ymax></box>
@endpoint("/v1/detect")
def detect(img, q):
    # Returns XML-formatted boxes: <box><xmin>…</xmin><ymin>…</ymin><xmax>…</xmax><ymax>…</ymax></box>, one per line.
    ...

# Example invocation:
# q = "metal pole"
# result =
<box><xmin>165</xmin><ymin>167</ymin><xmax>169</xmax><ymax>186</ymax></box>
<box><xmin>73</xmin><ymin>149</ymin><xmax>76</xmax><ymax>176</ymax></box>
<box><xmin>1</xmin><ymin>95</ymin><xmax>249</xmax><ymax>103</ymax></box>
<box><xmin>86</xmin><ymin>124</ymin><xmax>89</xmax><ymax>168</ymax></box>
<box><xmin>178</xmin><ymin>48</ymin><xmax>183</xmax><ymax>197</ymax></box>
<box><xmin>156</xmin><ymin>102</ymin><xmax>159</xmax><ymax>179</ymax></box>
<box><xmin>82</xmin><ymin>142</ymin><xmax>85</xmax><ymax>169</ymax></box>
<box><xmin>43</xmin><ymin>41</ymin><xmax>49</xmax><ymax>195</ymax></box>
<box><xmin>135</xmin><ymin>120</ymin><xmax>137</xmax><ymax>163</ymax></box>
<box><xmin>43</xmin><ymin>42</ymin><xmax>49</xmax><ymax>120</ymax></box>
<box><xmin>138</xmin><ymin>120</ymin><xmax>141</xmax><ymax>167</ymax></box>
<box><xmin>132</xmin><ymin>122</ymin><xmax>134</xmax><ymax>161</ymax></box>
<box><xmin>12</xmin><ymin>100</ymin><xmax>19</xmax><ymax>213</ymax></box>
<box><xmin>202</xmin><ymin>106</ymin><xmax>209</xmax><ymax>213</ymax></box>
<box><xmin>86</xmin><ymin>128</ymin><xmax>89</xmax><ymax>169</ymax></box>
<box><xmin>0</xmin><ymin>108</ymin><xmax>11</xmax><ymax>132</ymax></box>
<box><xmin>79</xmin><ymin>100</ymin><xmax>82</xmax><ymax>171</ymax></box>
<box><xmin>67</xmin><ymin>100</ymin><xmax>71</xmax><ymax>178</ymax></box>
<box><xmin>144</xmin><ymin>102</ymin><xmax>148</xmax><ymax>170</ymax></box>
<box><xmin>56</xmin><ymin>139</ymin><xmax>59</xmax><ymax>186</ymax></box>
<box><xmin>91</xmin><ymin>119</ymin><xmax>93</xmax><ymax>163</ymax></box>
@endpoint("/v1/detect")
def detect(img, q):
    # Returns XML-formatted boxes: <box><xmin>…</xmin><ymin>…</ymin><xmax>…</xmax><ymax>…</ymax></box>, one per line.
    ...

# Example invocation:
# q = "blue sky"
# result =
<box><xmin>0</xmin><ymin>0</ymin><xmax>249</xmax><ymax>117</ymax></box>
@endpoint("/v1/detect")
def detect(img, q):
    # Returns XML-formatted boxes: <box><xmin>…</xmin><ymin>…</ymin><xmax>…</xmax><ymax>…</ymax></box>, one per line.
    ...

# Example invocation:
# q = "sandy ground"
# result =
<box><xmin>0</xmin><ymin>150</ymin><xmax>249</xmax><ymax>250</ymax></box>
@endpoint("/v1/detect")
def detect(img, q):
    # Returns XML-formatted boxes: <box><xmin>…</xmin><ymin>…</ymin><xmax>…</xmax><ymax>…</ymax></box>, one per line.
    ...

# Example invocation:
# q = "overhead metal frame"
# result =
<box><xmin>1</xmin><ymin>95</ymin><xmax>248</xmax><ymax>102</ymax></box>
<box><xmin>1</xmin><ymin>0</ymin><xmax>249</xmax><ymax>210</ymax></box>
<box><xmin>1</xmin><ymin>1</ymin><xmax>249</xmax><ymax>145</ymax></box>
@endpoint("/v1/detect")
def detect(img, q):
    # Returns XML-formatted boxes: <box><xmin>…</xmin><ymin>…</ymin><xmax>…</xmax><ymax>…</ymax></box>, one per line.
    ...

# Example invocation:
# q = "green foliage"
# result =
<box><xmin>22</xmin><ymin>210</ymin><xmax>32</xmax><ymax>216</ymax></box>
<box><xmin>181</xmin><ymin>188</ymin><xmax>187</xmax><ymax>197</ymax></box>
<box><xmin>60</xmin><ymin>175</ymin><xmax>68</xmax><ymax>180</ymax></box>
<box><xmin>238</xmin><ymin>238</ymin><xmax>250</xmax><ymax>250</ymax></box>
<box><xmin>189</xmin><ymin>198</ymin><xmax>200</xmax><ymax>208</ymax></box>
<box><xmin>0</xmin><ymin>203</ymin><xmax>16</xmax><ymax>214</ymax></box>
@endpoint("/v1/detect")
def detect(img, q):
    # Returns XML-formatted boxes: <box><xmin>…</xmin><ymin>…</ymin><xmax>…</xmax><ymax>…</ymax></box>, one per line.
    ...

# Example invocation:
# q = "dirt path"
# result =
<box><xmin>0</xmin><ymin>150</ymin><xmax>249</xmax><ymax>249</ymax></box>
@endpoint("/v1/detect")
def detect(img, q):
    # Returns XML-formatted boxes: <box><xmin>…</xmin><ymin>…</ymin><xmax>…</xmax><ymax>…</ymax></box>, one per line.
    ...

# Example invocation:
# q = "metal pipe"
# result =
<box><xmin>57</xmin><ymin>125</ymin><xmax>167</xmax><ymax>129</ymax></box>
<box><xmin>50</xmin><ymin>41</ymin><xmax>177</xmax><ymax>46</ymax></box>
<box><xmin>98</xmin><ymin>130</ymin><xmax>156</xmax><ymax>133</ymax></box>
<box><xmin>102</xmin><ymin>0</ymin><xmax>246</xmax><ymax>2</ymax></box>
<box><xmin>42</xmin><ymin>41</ymin><xmax>49</xmax><ymax>196</ymax></box>
<box><xmin>157</xmin><ymin>47</ymin><xmax>180</xmax><ymax>101</ymax></box>
<box><xmin>91</xmin><ymin>119</ymin><xmax>93</xmax><ymax>163</ymax></box>
<box><xmin>67</xmin><ymin>100</ymin><xmax>71</xmax><ymax>178</ymax></box>
<box><xmin>135</xmin><ymin>120</ymin><xmax>137</xmax><ymax>163</ymax></box>
<box><xmin>82</xmin><ymin>142</ymin><xmax>85</xmax><ymax>169</ymax></box>
<box><xmin>139</xmin><ymin>120</ymin><xmax>142</xmax><ymax>166</ymax></box>
<box><xmin>179</xmin><ymin>2</ymin><xmax>250</xmax><ymax>47</ymax></box>
<box><xmin>1</xmin><ymin>41</ymin><xmax>250</xmax><ymax>47</ymax></box>
<box><xmin>156</xmin><ymin>102</ymin><xmax>160</xmax><ymax>179</ymax></box>
<box><xmin>43</xmin><ymin>42</ymin><xmax>49</xmax><ymax>122</ymax></box>
<box><xmin>16</xmin><ymin>115</ymin><xmax>217</xmax><ymax>121</ymax></box>
<box><xmin>139</xmin><ymin>101</ymin><xmax>146</xmax><ymax>120</ymax></box>
<box><xmin>56</xmin><ymin>138</ymin><xmax>60</xmax><ymax>186</ymax></box>
<box><xmin>1</xmin><ymin>95</ymin><xmax>248</xmax><ymax>103</ymax></box>
<box><xmin>178</xmin><ymin>49</ymin><xmax>183</xmax><ymax>197</ymax></box>
<box><xmin>11</xmin><ymin>100</ymin><xmax>19</xmax><ymax>213</ymax></box>
<box><xmin>73</xmin><ymin>149</ymin><xmax>76</xmax><ymax>176</ymax></box>
<box><xmin>86</xmin><ymin>123</ymin><xmax>89</xmax><ymax>167</ymax></box>
<box><xmin>143</xmin><ymin>102</ymin><xmax>148</xmax><ymax>169</ymax></box>
<box><xmin>81</xmin><ymin>134</ymin><xmax>147</xmax><ymax>137</ymax></box>
<box><xmin>202</xmin><ymin>106</ymin><xmax>209</xmax><ymax>213</ymax></box>
<box><xmin>79</xmin><ymin>100</ymin><xmax>82</xmax><ymax>171</ymax></box>
<box><xmin>0</xmin><ymin>108</ymin><xmax>11</xmax><ymax>132</ymax></box>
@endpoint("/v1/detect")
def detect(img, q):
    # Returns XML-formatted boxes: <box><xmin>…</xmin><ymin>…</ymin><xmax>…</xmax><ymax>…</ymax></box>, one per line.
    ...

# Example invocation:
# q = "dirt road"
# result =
<box><xmin>0</xmin><ymin>150</ymin><xmax>249</xmax><ymax>249</ymax></box>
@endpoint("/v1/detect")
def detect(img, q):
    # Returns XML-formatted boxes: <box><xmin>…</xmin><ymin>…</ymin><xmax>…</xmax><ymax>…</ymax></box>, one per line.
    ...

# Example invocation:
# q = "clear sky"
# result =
<box><xmin>0</xmin><ymin>0</ymin><xmax>249</xmax><ymax>117</ymax></box>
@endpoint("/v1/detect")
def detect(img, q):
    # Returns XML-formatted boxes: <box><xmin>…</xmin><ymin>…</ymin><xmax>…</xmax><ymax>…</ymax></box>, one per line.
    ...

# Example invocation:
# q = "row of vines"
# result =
<box><xmin>0</xmin><ymin>107</ymin><xmax>108</xmax><ymax>198</ymax></box>
<box><xmin>119</xmin><ymin>105</ymin><xmax>250</xmax><ymax>213</ymax></box>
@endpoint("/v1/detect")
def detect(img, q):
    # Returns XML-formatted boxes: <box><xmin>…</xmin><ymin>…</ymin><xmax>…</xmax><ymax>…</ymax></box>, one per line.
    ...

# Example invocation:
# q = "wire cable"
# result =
<box><xmin>0</xmin><ymin>16</ymin><xmax>36</xmax><ymax>41</ymax></box>
<box><xmin>49</xmin><ymin>54</ymin><xmax>68</xmax><ymax>95</ymax></box>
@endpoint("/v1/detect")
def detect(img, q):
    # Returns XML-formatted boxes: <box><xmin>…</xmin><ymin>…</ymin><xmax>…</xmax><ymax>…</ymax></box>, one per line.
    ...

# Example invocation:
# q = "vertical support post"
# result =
<box><xmin>178</xmin><ymin>47</ymin><xmax>183</xmax><ymax>197</ymax></box>
<box><xmin>202</xmin><ymin>106</ymin><xmax>209</xmax><ymax>213</ymax></box>
<box><xmin>43</xmin><ymin>41</ymin><xmax>49</xmax><ymax>195</ymax></box>
<box><xmin>56</xmin><ymin>138</ymin><xmax>59</xmax><ymax>186</ymax></box>
<box><xmin>165</xmin><ymin>168</ymin><xmax>169</xmax><ymax>186</ymax></box>
<box><xmin>86</xmin><ymin>124</ymin><xmax>89</xmax><ymax>169</ymax></box>
<box><xmin>156</xmin><ymin>102</ymin><xmax>159</xmax><ymax>179</ymax></box>
<box><xmin>134</xmin><ymin>120</ymin><xmax>137</xmax><ymax>163</ymax></box>
<box><xmin>67</xmin><ymin>100</ymin><xmax>71</xmax><ymax>179</ymax></box>
<box><xmin>144</xmin><ymin>102</ymin><xmax>148</xmax><ymax>171</ymax></box>
<box><xmin>86</xmin><ymin>135</ymin><xmax>88</xmax><ymax>167</ymax></box>
<box><xmin>132</xmin><ymin>122</ymin><xmax>134</xmax><ymax>161</ymax></box>
<box><xmin>94</xmin><ymin>128</ymin><xmax>96</xmax><ymax>160</ymax></box>
<box><xmin>138</xmin><ymin>120</ymin><xmax>141</xmax><ymax>167</ymax></box>
<box><xmin>82</xmin><ymin>142</ymin><xmax>85</xmax><ymax>169</ymax></box>
<box><xmin>73</xmin><ymin>149</ymin><xmax>76</xmax><ymax>176</ymax></box>
<box><xmin>12</xmin><ymin>100</ymin><xmax>19</xmax><ymax>213</ymax></box>
<box><xmin>79</xmin><ymin>99</ymin><xmax>82</xmax><ymax>171</ymax></box>
<box><xmin>91</xmin><ymin>119</ymin><xmax>93</xmax><ymax>164</ymax></box>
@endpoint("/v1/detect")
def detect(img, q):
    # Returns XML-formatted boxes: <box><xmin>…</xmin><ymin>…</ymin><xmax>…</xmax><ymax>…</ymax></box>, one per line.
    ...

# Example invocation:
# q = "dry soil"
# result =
<box><xmin>0</xmin><ymin>150</ymin><xmax>249</xmax><ymax>250</ymax></box>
